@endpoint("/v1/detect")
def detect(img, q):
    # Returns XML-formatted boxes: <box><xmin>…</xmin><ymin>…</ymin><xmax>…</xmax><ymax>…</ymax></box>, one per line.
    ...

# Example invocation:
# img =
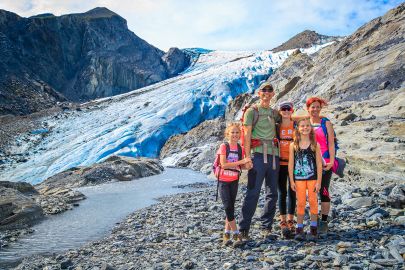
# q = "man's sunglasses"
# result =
<box><xmin>260</xmin><ymin>88</ymin><xmax>273</xmax><ymax>93</ymax></box>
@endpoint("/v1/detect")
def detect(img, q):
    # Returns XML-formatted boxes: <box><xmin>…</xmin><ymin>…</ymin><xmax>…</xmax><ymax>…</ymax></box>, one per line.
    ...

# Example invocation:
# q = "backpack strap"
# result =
<box><xmin>224</xmin><ymin>142</ymin><xmax>230</xmax><ymax>158</ymax></box>
<box><xmin>320</xmin><ymin>117</ymin><xmax>329</xmax><ymax>146</ymax></box>
<box><xmin>236</xmin><ymin>143</ymin><xmax>242</xmax><ymax>160</ymax></box>
<box><xmin>252</xmin><ymin>105</ymin><xmax>259</xmax><ymax>128</ymax></box>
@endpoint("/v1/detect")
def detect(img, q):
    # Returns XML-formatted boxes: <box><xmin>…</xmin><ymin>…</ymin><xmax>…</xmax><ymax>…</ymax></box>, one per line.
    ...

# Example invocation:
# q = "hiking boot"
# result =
<box><xmin>287</xmin><ymin>220</ymin><xmax>296</xmax><ymax>234</ymax></box>
<box><xmin>294</xmin><ymin>227</ymin><xmax>305</xmax><ymax>241</ymax></box>
<box><xmin>307</xmin><ymin>226</ymin><xmax>318</xmax><ymax>241</ymax></box>
<box><xmin>232</xmin><ymin>235</ymin><xmax>244</xmax><ymax>248</ymax></box>
<box><xmin>239</xmin><ymin>229</ymin><xmax>250</xmax><ymax>241</ymax></box>
<box><xmin>280</xmin><ymin>221</ymin><xmax>290</xmax><ymax>238</ymax></box>
<box><xmin>261</xmin><ymin>228</ymin><xmax>278</xmax><ymax>240</ymax></box>
<box><xmin>232</xmin><ymin>233</ymin><xmax>239</xmax><ymax>241</ymax></box>
<box><xmin>223</xmin><ymin>232</ymin><xmax>231</xmax><ymax>244</ymax></box>
<box><xmin>319</xmin><ymin>221</ymin><xmax>328</xmax><ymax>234</ymax></box>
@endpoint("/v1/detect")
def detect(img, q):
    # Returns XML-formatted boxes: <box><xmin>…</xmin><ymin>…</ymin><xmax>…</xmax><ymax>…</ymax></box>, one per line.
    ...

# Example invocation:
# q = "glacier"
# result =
<box><xmin>2</xmin><ymin>44</ymin><xmax>332</xmax><ymax>184</ymax></box>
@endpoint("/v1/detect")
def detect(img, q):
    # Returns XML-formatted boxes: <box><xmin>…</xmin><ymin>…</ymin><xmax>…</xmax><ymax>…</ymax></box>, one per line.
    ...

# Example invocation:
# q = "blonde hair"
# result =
<box><xmin>293</xmin><ymin>118</ymin><xmax>317</xmax><ymax>152</ymax></box>
<box><xmin>224</xmin><ymin>122</ymin><xmax>241</xmax><ymax>140</ymax></box>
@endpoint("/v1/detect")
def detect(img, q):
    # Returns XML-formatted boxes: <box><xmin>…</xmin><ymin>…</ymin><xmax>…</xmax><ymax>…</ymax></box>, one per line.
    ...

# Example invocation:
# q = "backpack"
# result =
<box><xmin>239</xmin><ymin>104</ymin><xmax>279</xmax><ymax>148</ymax></box>
<box><xmin>320</xmin><ymin>117</ymin><xmax>339</xmax><ymax>157</ymax></box>
<box><xmin>320</xmin><ymin>117</ymin><xmax>345</xmax><ymax>178</ymax></box>
<box><xmin>213</xmin><ymin>142</ymin><xmax>242</xmax><ymax>201</ymax></box>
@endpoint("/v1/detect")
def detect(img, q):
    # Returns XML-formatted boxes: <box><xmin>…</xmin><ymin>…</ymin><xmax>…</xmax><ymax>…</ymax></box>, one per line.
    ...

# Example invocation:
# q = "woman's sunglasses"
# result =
<box><xmin>280</xmin><ymin>107</ymin><xmax>292</xmax><ymax>111</ymax></box>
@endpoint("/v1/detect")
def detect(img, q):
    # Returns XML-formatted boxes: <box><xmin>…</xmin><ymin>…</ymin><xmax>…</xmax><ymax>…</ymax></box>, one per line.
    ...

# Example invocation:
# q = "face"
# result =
<box><xmin>308</xmin><ymin>101</ymin><xmax>322</xmax><ymax>117</ymax></box>
<box><xmin>279</xmin><ymin>106</ymin><xmax>293</xmax><ymax>118</ymax></box>
<box><xmin>298</xmin><ymin>119</ymin><xmax>312</xmax><ymax>135</ymax></box>
<box><xmin>258</xmin><ymin>89</ymin><xmax>275</xmax><ymax>103</ymax></box>
<box><xmin>227</xmin><ymin>126</ymin><xmax>241</xmax><ymax>142</ymax></box>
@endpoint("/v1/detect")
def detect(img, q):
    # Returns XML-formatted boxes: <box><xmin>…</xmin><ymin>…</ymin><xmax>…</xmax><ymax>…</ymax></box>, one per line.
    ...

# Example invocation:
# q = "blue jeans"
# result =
<box><xmin>239</xmin><ymin>153</ymin><xmax>279</xmax><ymax>231</ymax></box>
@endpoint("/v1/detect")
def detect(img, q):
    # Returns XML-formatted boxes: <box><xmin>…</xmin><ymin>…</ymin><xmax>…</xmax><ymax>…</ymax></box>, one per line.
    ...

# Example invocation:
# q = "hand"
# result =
<box><xmin>243</xmin><ymin>157</ymin><xmax>251</xmax><ymax>164</ymax></box>
<box><xmin>323</xmin><ymin>162</ymin><xmax>333</xmax><ymax>171</ymax></box>
<box><xmin>314</xmin><ymin>182</ymin><xmax>321</xmax><ymax>193</ymax></box>
<box><xmin>246</xmin><ymin>161</ymin><xmax>253</xmax><ymax>170</ymax></box>
<box><xmin>290</xmin><ymin>181</ymin><xmax>296</xmax><ymax>192</ymax></box>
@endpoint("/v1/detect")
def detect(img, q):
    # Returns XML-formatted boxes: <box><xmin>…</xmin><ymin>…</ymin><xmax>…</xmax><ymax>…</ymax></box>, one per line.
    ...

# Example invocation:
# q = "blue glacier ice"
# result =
<box><xmin>2</xmin><ymin>44</ymin><xmax>332</xmax><ymax>184</ymax></box>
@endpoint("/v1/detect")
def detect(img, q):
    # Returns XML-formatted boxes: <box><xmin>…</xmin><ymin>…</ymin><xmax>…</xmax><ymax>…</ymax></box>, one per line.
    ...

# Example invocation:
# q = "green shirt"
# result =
<box><xmin>243</xmin><ymin>104</ymin><xmax>281</xmax><ymax>155</ymax></box>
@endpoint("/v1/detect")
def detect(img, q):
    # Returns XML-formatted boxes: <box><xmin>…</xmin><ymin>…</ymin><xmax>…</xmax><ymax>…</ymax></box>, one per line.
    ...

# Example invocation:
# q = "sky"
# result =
<box><xmin>1</xmin><ymin>0</ymin><xmax>403</xmax><ymax>51</ymax></box>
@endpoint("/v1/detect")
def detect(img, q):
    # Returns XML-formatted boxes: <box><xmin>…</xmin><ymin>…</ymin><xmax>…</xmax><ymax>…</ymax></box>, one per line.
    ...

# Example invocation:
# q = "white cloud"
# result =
<box><xmin>0</xmin><ymin>0</ymin><xmax>402</xmax><ymax>51</ymax></box>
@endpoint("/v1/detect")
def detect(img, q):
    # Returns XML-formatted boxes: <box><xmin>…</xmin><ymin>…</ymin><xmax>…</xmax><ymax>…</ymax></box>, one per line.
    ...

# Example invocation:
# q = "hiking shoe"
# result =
<box><xmin>294</xmin><ymin>227</ymin><xmax>305</xmax><ymax>241</ymax></box>
<box><xmin>287</xmin><ymin>220</ymin><xmax>296</xmax><ymax>234</ymax></box>
<box><xmin>280</xmin><ymin>221</ymin><xmax>290</xmax><ymax>238</ymax></box>
<box><xmin>307</xmin><ymin>226</ymin><xmax>318</xmax><ymax>241</ymax></box>
<box><xmin>319</xmin><ymin>221</ymin><xmax>329</xmax><ymax>234</ymax></box>
<box><xmin>232</xmin><ymin>233</ymin><xmax>239</xmax><ymax>241</ymax></box>
<box><xmin>223</xmin><ymin>232</ymin><xmax>231</xmax><ymax>244</ymax></box>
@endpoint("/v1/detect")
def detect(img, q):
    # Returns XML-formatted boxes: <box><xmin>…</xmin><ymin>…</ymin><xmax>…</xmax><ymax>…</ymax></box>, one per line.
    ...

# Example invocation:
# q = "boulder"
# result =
<box><xmin>37</xmin><ymin>156</ymin><xmax>164</xmax><ymax>188</ymax></box>
<box><xmin>0</xmin><ymin>187</ymin><xmax>44</xmax><ymax>229</ymax></box>
<box><xmin>0</xmin><ymin>181</ymin><xmax>38</xmax><ymax>195</ymax></box>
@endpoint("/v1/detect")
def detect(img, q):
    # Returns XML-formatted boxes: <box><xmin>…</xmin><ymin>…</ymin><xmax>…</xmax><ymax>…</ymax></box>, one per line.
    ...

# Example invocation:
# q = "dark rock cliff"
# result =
<box><xmin>0</xmin><ymin>7</ymin><xmax>190</xmax><ymax>115</ymax></box>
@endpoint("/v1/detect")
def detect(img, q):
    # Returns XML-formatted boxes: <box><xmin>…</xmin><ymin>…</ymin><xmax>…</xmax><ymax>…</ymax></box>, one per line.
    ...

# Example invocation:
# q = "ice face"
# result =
<box><xmin>2</xmin><ymin>44</ymin><xmax>332</xmax><ymax>184</ymax></box>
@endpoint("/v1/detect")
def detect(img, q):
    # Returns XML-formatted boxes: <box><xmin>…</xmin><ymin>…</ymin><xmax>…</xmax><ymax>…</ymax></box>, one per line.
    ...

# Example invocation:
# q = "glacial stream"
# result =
<box><xmin>0</xmin><ymin>168</ymin><xmax>211</xmax><ymax>268</ymax></box>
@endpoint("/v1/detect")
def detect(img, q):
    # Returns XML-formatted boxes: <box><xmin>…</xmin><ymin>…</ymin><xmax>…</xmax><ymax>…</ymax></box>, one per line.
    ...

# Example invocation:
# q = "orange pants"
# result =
<box><xmin>295</xmin><ymin>180</ymin><xmax>318</xmax><ymax>215</ymax></box>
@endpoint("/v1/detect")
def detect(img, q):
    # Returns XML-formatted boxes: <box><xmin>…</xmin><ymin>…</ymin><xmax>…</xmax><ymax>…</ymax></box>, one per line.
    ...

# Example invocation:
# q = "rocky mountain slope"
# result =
<box><xmin>161</xmin><ymin>4</ymin><xmax>405</xmax><ymax>184</ymax></box>
<box><xmin>0</xmin><ymin>7</ymin><xmax>190</xmax><ymax>115</ymax></box>
<box><xmin>272</xmin><ymin>30</ymin><xmax>341</xmax><ymax>52</ymax></box>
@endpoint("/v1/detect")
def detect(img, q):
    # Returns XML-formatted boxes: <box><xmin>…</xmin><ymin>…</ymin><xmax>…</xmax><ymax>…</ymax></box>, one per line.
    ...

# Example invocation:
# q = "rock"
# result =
<box><xmin>378</xmin><ymin>81</ymin><xmax>390</xmax><ymax>90</ymax></box>
<box><xmin>162</xmin><ymin>48</ymin><xmax>191</xmax><ymax>77</ymax></box>
<box><xmin>344</xmin><ymin>197</ymin><xmax>373</xmax><ymax>208</ymax></box>
<box><xmin>181</xmin><ymin>261</ymin><xmax>194</xmax><ymax>269</ymax></box>
<box><xmin>37</xmin><ymin>156</ymin><xmax>164</xmax><ymax>188</ymax></box>
<box><xmin>336</xmin><ymin>242</ymin><xmax>353</xmax><ymax>249</ymax></box>
<box><xmin>333</xmin><ymin>255</ymin><xmax>348</xmax><ymax>266</ymax></box>
<box><xmin>387</xmin><ymin>185</ymin><xmax>405</xmax><ymax>209</ymax></box>
<box><xmin>371</xmin><ymin>259</ymin><xmax>398</xmax><ymax>266</ymax></box>
<box><xmin>393</xmin><ymin>216</ymin><xmax>405</xmax><ymax>226</ymax></box>
<box><xmin>0</xmin><ymin>187</ymin><xmax>44</xmax><ymax>229</ymax></box>
<box><xmin>100</xmin><ymin>263</ymin><xmax>116</xmax><ymax>270</ymax></box>
<box><xmin>60</xmin><ymin>259</ymin><xmax>73</xmax><ymax>269</ymax></box>
<box><xmin>340</xmin><ymin>113</ymin><xmax>358</xmax><ymax>122</ymax></box>
<box><xmin>365</xmin><ymin>207</ymin><xmax>389</xmax><ymax>219</ymax></box>
<box><xmin>223</xmin><ymin>262</ymin><xmax>236</xmax><ymax>269</ymax></box>
<box><xmin>0</xmin><ymin>181</ymin><xmax>38</xmax><ymax>195</ymax></box>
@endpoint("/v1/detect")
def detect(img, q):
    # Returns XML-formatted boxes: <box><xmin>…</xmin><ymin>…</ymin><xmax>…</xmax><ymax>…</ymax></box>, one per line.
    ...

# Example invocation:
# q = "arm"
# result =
<box><xmin>220</xmin><ymin>154</ymin><xmax>248</xmax><ymax>169</ymax></box>
<box><xmin>315</xmin><ymin>143</ymin><xmax>322</xmax><ymax>192</ymax></box>
<box><xmin>244</xmin><ymin>125</ymin><xmax>252</xmax><ymax>162</ymax></box>
<box><xmin>288</xmin><ymin>143</ymin><xmax>296</xmax><ymax>191</ymax></box>
<box><xmin>325</xmin><ymin>121</ymin><xmax>335</xmax><ymax>170</ymax></box>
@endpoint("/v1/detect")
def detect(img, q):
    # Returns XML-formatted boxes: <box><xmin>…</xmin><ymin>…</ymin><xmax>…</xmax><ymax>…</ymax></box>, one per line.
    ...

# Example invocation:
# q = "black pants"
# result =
<box><xmin>219</xmin><ymin>180</ymin><xmax>239</xmax><ymax>221</ymax></box>
<box><xmin>320</xmin><ymin>169</ymin><xmax>332</xmax><ymax>202</ymax></box>
<box><xmin>278</xmin><ymin>165</ymin><xmax>296</xmax><ymax>215</ymax></box>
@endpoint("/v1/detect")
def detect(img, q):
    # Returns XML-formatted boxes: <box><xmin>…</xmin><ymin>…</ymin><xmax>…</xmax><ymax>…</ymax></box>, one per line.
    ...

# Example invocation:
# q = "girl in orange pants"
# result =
<box><xmin>288</xmin><ymin>116</ymin><xmax>322</xmax><ymax>240</ymax></box>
